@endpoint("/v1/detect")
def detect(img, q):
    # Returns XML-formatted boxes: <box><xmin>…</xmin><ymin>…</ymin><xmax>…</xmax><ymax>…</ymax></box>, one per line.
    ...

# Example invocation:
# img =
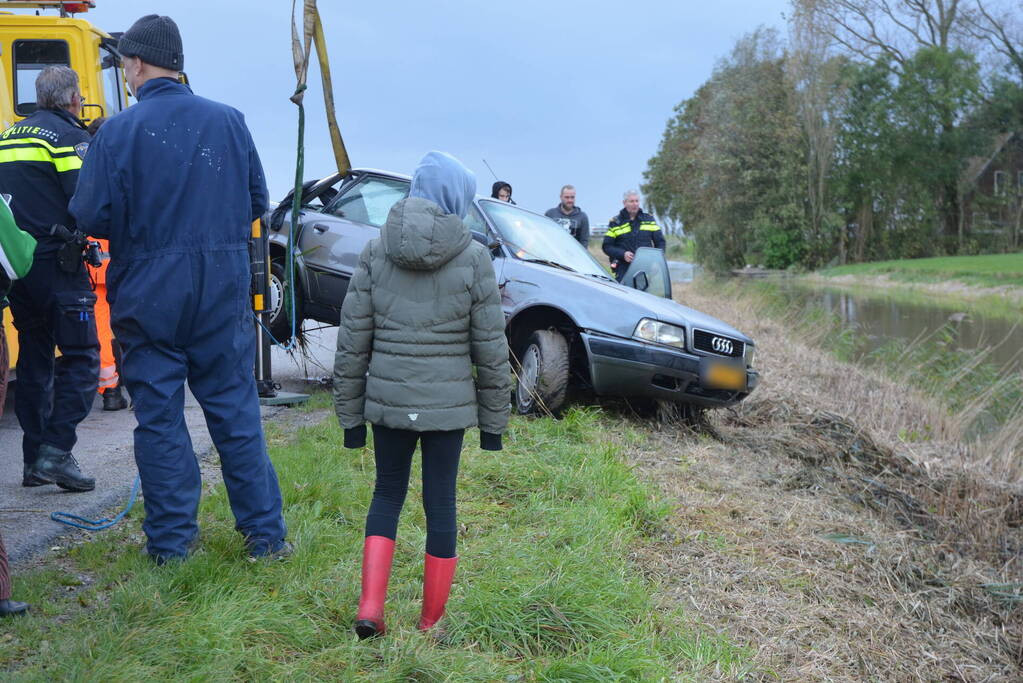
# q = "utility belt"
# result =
<box><xmin>50</xmin><ymin>224</ymin><xmax>102</xmax><ymax>274</ymax></box>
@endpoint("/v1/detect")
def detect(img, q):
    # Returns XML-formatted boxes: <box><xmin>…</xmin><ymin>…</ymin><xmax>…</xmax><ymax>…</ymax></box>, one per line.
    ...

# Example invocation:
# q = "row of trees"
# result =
<box><xmin>643</xmin><ymin>0</ymin><xmax>1023</xmax><ymax>271</ymax></box>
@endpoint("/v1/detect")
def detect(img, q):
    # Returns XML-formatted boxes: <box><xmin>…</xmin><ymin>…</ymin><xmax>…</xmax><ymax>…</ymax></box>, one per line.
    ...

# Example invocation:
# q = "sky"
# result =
<box><xmin>78</xmin><ymin>0</ymin><xmax>791</xmax><ymax>224</ymax></box>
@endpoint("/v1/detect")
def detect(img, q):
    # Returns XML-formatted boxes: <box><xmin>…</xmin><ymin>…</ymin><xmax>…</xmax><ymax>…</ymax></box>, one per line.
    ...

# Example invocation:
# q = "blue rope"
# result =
<box><xmin>50</xmin><ymin>474</ymin><xmax>142</xmax><ymax>531</ymax></box>
<box><xmin>254</xmin><ymin>313</ymin><xmax>297</xmax><ymax>350</ymax></box>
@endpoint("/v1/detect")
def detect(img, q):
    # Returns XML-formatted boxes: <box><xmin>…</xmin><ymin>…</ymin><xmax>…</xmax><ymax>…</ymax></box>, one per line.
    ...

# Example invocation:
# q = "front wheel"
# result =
<box><xmin>267</xmin><ymin>260</ymin><xmax>302</xmax><ymax>343</ymax></box>
<box><xmin>514</xmin><ymin>329</ymin><xmax>569</xmax><ymax>416</ymax></box>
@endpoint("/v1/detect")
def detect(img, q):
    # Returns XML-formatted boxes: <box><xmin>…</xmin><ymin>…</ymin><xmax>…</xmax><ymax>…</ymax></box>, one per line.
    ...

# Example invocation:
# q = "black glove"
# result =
<box><xmin>480</xmin><ymin>432</ymin><xmax>502</xmax><ymax>451</ymax></box>
<box><xmin>344</xmin><ymin>425</ymin><xmax>367</xmax><ymax>449</ymax></box>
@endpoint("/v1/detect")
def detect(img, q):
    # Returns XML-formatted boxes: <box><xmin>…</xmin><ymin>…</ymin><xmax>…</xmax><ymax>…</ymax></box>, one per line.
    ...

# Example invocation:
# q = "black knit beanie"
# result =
<box><xmin>118</xmin><ymin>15</ymin><xmax>184</xmax><ymax>71</ymax></box>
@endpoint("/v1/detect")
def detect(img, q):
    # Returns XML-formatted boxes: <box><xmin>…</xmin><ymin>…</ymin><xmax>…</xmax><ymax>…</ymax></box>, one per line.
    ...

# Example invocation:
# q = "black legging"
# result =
<box><xmin>365</xmin><ymin>425</ymin><xmax>464</xmax><ymax>558</ymax></box>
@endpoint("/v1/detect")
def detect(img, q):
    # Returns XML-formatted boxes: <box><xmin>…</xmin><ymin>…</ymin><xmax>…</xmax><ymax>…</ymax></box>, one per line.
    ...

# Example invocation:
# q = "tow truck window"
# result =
<box><xmin>100</xmin><ymin>48</ymin><xmax>126</xmax><ymax>115</ymax></box>
<box><xmin>13</xmin><ymin>40</ymin><xmax>70</xmax><ymax>116</ymax></box>
<box><xmin>324</xmin><ymin>176</ymin><xmax>408</xmax><ymax>227</ymax></box>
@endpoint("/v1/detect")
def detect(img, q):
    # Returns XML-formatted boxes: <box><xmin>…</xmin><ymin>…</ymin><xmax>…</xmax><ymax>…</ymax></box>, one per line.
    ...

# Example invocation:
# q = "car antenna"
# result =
<box><xmin>482</xmin><ymin>158</ymin><xmax>500</xmax><ymax>181</ymax></box>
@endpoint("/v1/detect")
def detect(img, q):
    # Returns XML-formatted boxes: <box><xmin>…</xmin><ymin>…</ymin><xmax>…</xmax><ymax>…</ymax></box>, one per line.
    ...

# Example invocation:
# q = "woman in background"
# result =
<box><xmin>490</xmin><ymin>180</ymin><xmax>515</xmax><ymax>204</ymax></box>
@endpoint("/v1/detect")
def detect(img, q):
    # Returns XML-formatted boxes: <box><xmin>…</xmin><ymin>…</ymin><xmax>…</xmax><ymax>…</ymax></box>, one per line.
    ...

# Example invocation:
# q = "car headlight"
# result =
<box><xmin>633</xmin><ymin>318</ymin><xmax>686</xmax><ymax>349</ymax></box>
<box><xmin>744</xmin><ymin>344</ymin><xmax>756</xmax><ymax>368</ymax></box>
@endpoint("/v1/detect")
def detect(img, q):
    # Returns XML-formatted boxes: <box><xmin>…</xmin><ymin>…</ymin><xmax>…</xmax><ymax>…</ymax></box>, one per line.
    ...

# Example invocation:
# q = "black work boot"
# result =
<box><xmin>22</xmin><ymin>463</ymin><xmax>51</xmax><ymax>487</ymax></box>
<box><xmin>0</xmin><ymin>599</ymin><xmax>30</xmax><ymax>617</ymax></box>
<box><xmin>247</xmin><ymin>540</ymin><xmax>294</xmax><ymax>562</ymax></box>
<box><xmin>102</xmin><ymin>386</ymin><xmax>128</xmax><ymax>411</ymax></box>
<box><xmin>34</xmin><ymin>444</ymin><xmax>95</xmax><ymax>492</ymax></box>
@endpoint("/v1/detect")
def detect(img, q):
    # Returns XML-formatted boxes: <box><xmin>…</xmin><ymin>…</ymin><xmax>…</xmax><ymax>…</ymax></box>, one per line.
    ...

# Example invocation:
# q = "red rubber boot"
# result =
<box><xmin>354</xmin><ymin>536</ymin><xmax>395</xmax><ymax>639</ymax></box>
<box><xmin>418</xmin><ymin>553</ymin><xmax>458</xmax><ymax>630</ymax></box>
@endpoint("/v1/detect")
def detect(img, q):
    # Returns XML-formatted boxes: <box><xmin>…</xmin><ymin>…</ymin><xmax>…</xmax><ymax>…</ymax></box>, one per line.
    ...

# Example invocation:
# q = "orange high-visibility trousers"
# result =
<box><xmin>89</xmin><ymin>239</ymin><xmax>118</xmax><ymax>393</ymax></box>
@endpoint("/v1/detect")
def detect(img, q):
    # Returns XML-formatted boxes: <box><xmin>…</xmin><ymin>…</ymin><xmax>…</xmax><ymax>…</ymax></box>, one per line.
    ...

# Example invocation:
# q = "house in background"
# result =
<box><xmin>961</xmin><ymin>131</ymin><xmax>1023</xmax><ymax>251</ymax></box>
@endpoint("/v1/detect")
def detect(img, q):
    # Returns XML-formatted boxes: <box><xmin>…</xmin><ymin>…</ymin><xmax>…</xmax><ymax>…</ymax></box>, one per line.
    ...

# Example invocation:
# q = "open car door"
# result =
<box><xmin>621</xmin><ymin>247</ymin><xmax>672</xmax><ymax>298</ymax></box>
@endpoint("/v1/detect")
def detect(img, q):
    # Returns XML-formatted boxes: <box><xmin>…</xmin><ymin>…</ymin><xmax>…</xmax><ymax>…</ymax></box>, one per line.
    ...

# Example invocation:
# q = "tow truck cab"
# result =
<box><xmin>0</xmin><ymin>1</ymin><xmax>128</xmax><ymax>366</ymax></box>
<box><xmin>0</xmin><ymin>1</ymin><xmax>127</xmax><ymax>125</ymax></box>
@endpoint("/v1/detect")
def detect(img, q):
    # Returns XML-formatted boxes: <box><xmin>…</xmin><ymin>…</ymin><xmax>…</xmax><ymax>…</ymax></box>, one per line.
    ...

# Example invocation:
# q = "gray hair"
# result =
<box><xmin>623</xmin><ymin>189</ymin><xmax>640</xmax><ymax>201</ymax></box>
<box><xmin>36</xmin><ymin>66</ymin><xmax>79</xmax><ymax>110</ymax></box>
<box><xmin>560</xmin><ymin>184</ymin><xmax>575</xmax><ymax>194</ymax></box>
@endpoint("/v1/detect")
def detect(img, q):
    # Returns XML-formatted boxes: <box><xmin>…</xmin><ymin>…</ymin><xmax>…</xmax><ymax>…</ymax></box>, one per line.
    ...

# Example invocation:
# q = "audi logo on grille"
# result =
<box><xmin>711</xmin><ymin>337</ymin><xmax>733</xmax><ymax>354</ymax></box>
<box><xmin>693</xmin><ymin>329</ymin><xmax>743</xmax><ymax>357</ymax></box>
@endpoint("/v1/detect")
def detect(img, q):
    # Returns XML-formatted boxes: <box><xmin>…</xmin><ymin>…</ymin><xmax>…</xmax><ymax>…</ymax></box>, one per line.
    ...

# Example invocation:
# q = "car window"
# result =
<box><xmin>464</xmin><ymin>203</ymin><xmax>490</xmax><ymax>237</ymax></box>
<box><xmin>324</xmin><ymin>176</ymin><xmax>408</xmax><ymax>226</ymax></box>
<box><xmin>622</xmin><ymin>247</ymin><xmax>672</xmax><ymax>298</ymax></box>
<box><xmin>304</xmin><ymin>175</ymin><xmax>346</xmax><ymax>210</ymax></box>
<box><xmin>480</xmin><ymin>199</ymin><xmax>609</xmax><ymax>278</ymax></box>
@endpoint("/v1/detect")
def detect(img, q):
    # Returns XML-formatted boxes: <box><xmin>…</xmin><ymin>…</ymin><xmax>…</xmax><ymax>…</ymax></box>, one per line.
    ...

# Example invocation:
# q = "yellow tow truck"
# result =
<box><xmin>0</xmin><ymin>0</ymin><xmax>128</xmax><ymax>366</ymax></box>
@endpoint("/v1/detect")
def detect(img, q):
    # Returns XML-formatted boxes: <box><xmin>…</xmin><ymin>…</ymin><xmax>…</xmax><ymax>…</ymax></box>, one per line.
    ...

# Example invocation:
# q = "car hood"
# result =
<box><xmin>501</xmin><ymin>259</ymin><xmax>753</xmax><ymax>344</ymax></box>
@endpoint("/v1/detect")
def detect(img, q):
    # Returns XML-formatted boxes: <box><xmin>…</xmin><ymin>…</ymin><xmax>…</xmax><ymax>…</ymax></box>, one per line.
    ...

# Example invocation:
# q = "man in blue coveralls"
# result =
<box><xmin>70</xmin><ymin>15</ymin><xmax>289</xmax><ymax>563</ymax></box>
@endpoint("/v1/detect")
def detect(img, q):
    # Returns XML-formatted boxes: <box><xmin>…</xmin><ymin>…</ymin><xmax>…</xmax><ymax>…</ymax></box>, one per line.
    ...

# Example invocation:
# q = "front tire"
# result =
<box><xmin>267</xmin><ymin>260</ymin><xmax>302</xmax><ymax>343</ymax></box>
<box><xmin>514</xmin><ymin>329</ymin><xmax>570</xmax><ymax>415</ymax></box>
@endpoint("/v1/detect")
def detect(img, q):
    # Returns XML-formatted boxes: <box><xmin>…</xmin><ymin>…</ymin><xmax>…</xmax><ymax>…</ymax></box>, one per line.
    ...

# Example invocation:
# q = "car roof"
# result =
<box><xmin>351</xmin><ymin>168</ymin><xmax>412</xmax><ymax>182</ymax></box>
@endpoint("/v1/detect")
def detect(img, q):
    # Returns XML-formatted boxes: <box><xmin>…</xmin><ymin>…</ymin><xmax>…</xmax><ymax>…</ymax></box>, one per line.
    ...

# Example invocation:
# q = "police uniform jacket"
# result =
<box><xmin>602</xmin><ymin>208</ymin><xmax>665</xmax><ymax>278</ymax></box>
<box><xmin>0</xmin><ymin>108</ymin><xmax>90</xmax><ymax>258</ymax></box>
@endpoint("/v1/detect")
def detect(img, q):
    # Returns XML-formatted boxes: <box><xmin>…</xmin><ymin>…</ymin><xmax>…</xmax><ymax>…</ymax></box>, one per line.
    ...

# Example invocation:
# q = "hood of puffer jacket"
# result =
<box><xmin>409</xmin><ymin>150</ymin><xmax>476</xmax><ymax>219</ymax></box>
<box><xmin>380</xmin><ymin>196</ymin><xmax>473</xmax><ymax>271</ymax></box>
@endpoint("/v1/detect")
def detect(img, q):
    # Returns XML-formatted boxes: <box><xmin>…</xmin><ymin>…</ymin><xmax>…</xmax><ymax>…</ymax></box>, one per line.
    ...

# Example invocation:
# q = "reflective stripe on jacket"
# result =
<box><xmin>0</xmin><ymin>108</ymin><xmax>90</xmax><ymax>258</ymax></box>
<box><xmin>602</xmin><ymin>208</ymin><xmax>666</xmax><ymax>266</ymax></box>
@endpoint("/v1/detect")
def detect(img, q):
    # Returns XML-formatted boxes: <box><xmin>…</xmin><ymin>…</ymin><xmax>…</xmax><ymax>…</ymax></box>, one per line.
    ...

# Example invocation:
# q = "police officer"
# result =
<box><xmin>602</xmin><ymin>189</ymin><xmax>666</xmax><ymax>282</ymax></box>
<box><xmin>0</xmin><ymin>65</ymin><xmax>98</xmax><ymax>492</ymax></box>
<box><xmin>70</xmin><ymin>15</ymin><xmax>288</xmax><ymax>563</ymax></box>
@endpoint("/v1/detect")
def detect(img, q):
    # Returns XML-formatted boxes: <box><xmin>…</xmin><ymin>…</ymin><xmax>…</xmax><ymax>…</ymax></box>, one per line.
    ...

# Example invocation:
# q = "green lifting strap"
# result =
<box><xmin>276</xmin><ymin>0</ymin><xmax>351</xmax><ymax>348</ymax></box>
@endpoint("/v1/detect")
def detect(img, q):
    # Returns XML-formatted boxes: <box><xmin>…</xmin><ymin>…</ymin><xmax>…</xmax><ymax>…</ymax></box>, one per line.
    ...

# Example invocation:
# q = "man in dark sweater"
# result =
<box><xmin>544</xmin><ymin>185</ymin><xmax>589</xmax><ymax>248</ymax></box>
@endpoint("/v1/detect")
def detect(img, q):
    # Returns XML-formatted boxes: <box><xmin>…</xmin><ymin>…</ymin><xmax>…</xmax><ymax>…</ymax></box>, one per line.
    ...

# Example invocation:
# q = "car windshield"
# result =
<box><xmin>480</xmin><ymin>200</ymin><xmax>610</xmax><ymax>278</ymax></box>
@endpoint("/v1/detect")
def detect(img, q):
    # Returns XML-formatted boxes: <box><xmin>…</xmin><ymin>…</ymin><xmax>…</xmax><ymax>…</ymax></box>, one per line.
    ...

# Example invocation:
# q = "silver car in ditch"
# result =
<box><xmin>265</xmin><ymin>169</ymin><xmax>759</xmax><ymax>415</ymax></box>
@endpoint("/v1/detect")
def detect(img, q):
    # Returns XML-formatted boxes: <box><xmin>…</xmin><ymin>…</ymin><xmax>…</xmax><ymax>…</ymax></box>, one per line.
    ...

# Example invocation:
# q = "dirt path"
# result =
<box><xmin>618</xmin><ymin>283</ymin><xmax>1023</xmax><ymax>680</ymax></box>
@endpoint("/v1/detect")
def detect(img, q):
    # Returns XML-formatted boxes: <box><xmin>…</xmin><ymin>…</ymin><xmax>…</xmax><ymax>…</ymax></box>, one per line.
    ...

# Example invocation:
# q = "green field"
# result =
<box><xmin>665</xmin><ymin>235</ymin><xmax>695</xmax><ymax>262</ymax></box>
<box><xmin>818</xmin><ymin>253</ymin><xmax>1023</xmax><ymax>288</ymax></box>
<box><xmin>1</xmin><ymin>395</ymin><xmax>746</xmax><ymax>681</ymax></box>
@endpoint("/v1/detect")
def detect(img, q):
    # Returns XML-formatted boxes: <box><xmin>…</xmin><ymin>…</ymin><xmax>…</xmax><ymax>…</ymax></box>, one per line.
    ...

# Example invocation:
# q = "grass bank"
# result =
<box><xmin>698</xmin><ymin>277</ymin><xmax>1023</xmax><ymax>469</ymax></box>
<box><xmin>585</xmin><ymin>235</ymin><xmax>695</xmax><ymax>265</ymax></box>
<box><xmin>809</xmin><ymin>252</ymin><xmax>1023</xmax><ymax>309</ymax></box>
<box><xmin>664</xmin><ymin>235</ymin><xmax>695</xmax><ymax>262</ymax></box>
<box><xmin>666</xmin><ymin>280</ymin><xmax>1023</xmax><ymax>678</ymax></box>
<box><xmin>1</xmin><ymin>395</ymin><xmax>746</xmax><ymax>681</ymax></box>
<box><xmin>819</xmin><ymin>252</ymin><xmax>1023</xmax><ymax>287</ymax></box>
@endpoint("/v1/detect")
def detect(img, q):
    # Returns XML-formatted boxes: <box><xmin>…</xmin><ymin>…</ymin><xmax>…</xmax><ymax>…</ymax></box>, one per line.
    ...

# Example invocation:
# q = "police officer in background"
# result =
<box><xmin>71</xmin><ymin>15</ymin><xmax>288</xmax><ymax>564</ymax></box>
<box><xmin>602</xmin><ymin>189</ymin><xmax>666</xmax><ymax>282</ymax></box>
<box><xmin>0</xmin><ymin>65</ymin><xmax>98</xmax><ymax>492</ymax></box>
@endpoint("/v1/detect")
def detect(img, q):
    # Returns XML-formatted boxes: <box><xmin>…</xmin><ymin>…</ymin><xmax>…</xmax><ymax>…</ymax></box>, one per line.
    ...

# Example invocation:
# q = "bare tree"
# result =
<box><xmin>961</xmin><ymin>0</ymin><xmax>1023</xmax><ymax>82</ymax></box>
<box><xmin>792</xmin><ymin>0</ymin><xmax>995</xmax><ymax>253</ymax></box>
<box><xmin>788</xmin><ymin>4</ymin><xmax>848</xmax><ymax>264</ymax></box>
<box><xmin>794</xmin><ymin>0</ymin><xmax>969</xmax><ymax>67</ymax></box>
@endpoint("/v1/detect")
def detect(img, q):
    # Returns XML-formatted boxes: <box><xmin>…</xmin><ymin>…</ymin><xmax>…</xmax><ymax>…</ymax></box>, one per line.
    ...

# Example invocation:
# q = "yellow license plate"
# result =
<box><xmin>705</xmin><ymin>362</ymin><xmax>746</xmax><ymax>391</ymax></box>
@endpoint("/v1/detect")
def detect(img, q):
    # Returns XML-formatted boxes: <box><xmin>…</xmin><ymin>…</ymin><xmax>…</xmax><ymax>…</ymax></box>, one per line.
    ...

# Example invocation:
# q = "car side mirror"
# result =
<box><xmin>633</xmin><ymin>271</ymin><xmax>649</xmax><ymax>292</ymax></box>
<box><xmin>488</xmin><ymin>239</ymin><xmax>504</xmax><ymax>259</ymax></box>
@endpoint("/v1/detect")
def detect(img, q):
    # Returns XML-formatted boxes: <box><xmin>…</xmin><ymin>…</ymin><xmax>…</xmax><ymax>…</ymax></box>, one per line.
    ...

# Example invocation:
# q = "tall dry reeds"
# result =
<box><xmin>676</xmin><ymin>279</ymin><xmax>1023</xmax><ymax>571</ymax></box>
<box><xmin>613</xmin><ymin>280</ymin><xmax>1023</xmax><ymax>678</ymax></box>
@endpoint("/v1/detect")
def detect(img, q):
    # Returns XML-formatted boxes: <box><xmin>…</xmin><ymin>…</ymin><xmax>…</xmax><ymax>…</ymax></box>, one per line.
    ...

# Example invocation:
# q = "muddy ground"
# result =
<box><xmin>615</xmin><ymin>282</ymin><xmax>1023</xmax><ymax>681</ymax></box>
